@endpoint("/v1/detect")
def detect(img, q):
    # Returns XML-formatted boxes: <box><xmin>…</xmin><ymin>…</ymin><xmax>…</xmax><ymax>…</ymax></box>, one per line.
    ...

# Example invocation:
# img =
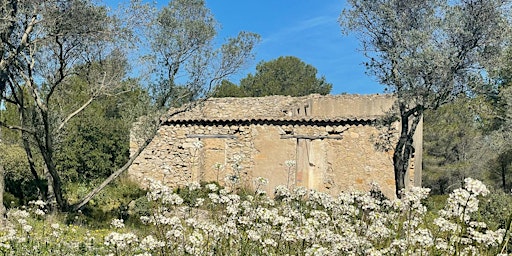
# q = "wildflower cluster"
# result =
<box><xmin>0</xmin><ymin>177</ymin><xmax>510</xmax><ymax>255</ymax></box>
<box><xmin>0</xmin><ymin>203</ymin><xmax>110</xmax><ymax>255</ymax></box>
<box><xmin>103</xmin><ymin>177</ymin><xmax>511</xmax><ymax>255</ymax></box>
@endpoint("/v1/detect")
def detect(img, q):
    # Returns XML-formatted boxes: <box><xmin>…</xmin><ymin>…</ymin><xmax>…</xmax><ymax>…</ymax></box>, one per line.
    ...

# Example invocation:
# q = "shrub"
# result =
<box><xmin>478</xmin><ymin>189</ymin><xmax>512</xmax><ymax>230</ymax></box>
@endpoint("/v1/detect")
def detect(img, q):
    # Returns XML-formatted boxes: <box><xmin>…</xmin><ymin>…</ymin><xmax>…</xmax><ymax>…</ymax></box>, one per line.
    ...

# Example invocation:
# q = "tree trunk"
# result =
<box><xmin>0</xmin><ymin>164</ymin><xmax>6</xmax><ymax>220</ymax></box>
<box><xmin>41</xmin><ymin>149</ymin><xmax>67</xmax><ymax>211</ymax></box>
<box><xmin>35</xmin><ymin>107</ymin><xmax>68</xmax><ymax>211</ymax></box>
<box><xmin>502</xmin><ymin>164</ymin><xmax>507</xmax><ymax>192</ymax></box>
<box><xmin>34</xmin><ymin>122</ymin><xmax>67</xmax><ymax>211</ymax></box>
<box><xmin>21</xmin><ymin>131</ymin><xmax>47</xmax><ymax>199</ymax></box>
<box><xmin>393</xmin><ymin>104</ymin><xmax>422</xmax><ymax>198</ymax></box>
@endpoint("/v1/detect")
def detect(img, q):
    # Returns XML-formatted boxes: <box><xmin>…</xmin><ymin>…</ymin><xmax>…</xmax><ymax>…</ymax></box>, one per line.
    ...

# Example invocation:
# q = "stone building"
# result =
<box><xmin>128</xmin><ymin>94</ymin><xmax>422</xmax><ymax>198</ymax></box>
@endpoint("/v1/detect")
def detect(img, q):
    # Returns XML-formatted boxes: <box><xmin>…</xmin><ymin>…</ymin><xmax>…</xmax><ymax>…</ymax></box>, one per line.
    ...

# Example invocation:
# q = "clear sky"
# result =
<box><xmin>104</xmin><ymin>0</ymin><xmax>385</xmax><ymax>95</ymax></box>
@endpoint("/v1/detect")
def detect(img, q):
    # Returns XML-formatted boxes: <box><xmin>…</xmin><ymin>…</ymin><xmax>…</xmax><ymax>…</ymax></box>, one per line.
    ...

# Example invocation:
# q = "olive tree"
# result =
<box><xmin>340</xmin><ymin>0</ymin><xmax>510</xmax><ymax>197</ymax></box>
<box><xmin>0</xmin><ymin>0</ymin><xmax>131</xmax><ymax>211</ymax></box>
<box><xmin>72</xmin><ymin>0</ymin><xmax>259</xmax><ymax>211</ymax></box>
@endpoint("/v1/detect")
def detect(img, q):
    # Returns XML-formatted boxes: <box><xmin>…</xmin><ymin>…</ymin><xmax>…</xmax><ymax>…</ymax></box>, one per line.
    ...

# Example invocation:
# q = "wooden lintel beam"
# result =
<box><xmin>280</xmin><ymin>135</ymin><xmax>343</xmax><ymax>140</ymax></box>
<box><xmin>186</xmin><ymin>134</ymin><xmax>237</xmax><ymax>139</ymax></box>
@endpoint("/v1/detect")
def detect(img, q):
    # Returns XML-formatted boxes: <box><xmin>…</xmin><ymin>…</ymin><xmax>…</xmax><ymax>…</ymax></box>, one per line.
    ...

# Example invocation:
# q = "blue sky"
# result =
<box><xmin>104</xmin><ymin>0</ymin><xmax>385</xmax><ymax>95</ymax></box>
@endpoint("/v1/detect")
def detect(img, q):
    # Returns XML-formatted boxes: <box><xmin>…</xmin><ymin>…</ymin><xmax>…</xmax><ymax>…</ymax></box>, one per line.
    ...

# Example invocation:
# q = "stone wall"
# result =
<box><xmin>128</xmin><ymin>94</ymin><xmax>422</xmax><ymax>198</ymax></box>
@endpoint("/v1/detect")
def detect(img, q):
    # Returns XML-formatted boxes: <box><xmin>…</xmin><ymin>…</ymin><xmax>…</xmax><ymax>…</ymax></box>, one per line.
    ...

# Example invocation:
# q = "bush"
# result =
<box><xmin>478</xmin><ymin>189</ymin><xmax>512</xmax><ymax>230</ymax></box>
<box><xmin>0</xmin><ymin>144</ymin><xmax>44</xmax><ymax>204</ymax></box>
<box><xmin>65</xmin><ymin>177</ymin><xmax>146</xmax><ymax>228</ymax></box>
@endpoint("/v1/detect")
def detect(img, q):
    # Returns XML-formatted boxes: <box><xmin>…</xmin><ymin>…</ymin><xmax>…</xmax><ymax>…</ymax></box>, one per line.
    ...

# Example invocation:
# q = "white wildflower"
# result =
<box><xmin>464</xmin><ymin>178</ymin><xmax>489</xmax><ymax>196</ymax></box>
<box><xmin>17</xmin><ymin>218</ymin><xmax>27</xmax><ymax>225</ymax></box>
<box><xmin>246</xmin><ymin>230</ymin><xmax>261</xmax><ymax>241</ymax></box>
<box><xmin>0</xmin><ymin>242</ymin><xmax>11</xmax><ymax>250</ymax></box>
<box><xmin>140</xmin><ymin>216</ymin><xmax>151</xmax><ymax>224</ymax></box>
<box><xmin>134</xmin><ymin>253</ymin><xmax>152</xmax><ymax>256</ymax></box>
<box><xmin>111</xmin><ymin>218</ymin><xmax>125</xmax><ymax>229</ymax></box>
<box><xmin>139</xmin><ymin>235</ymin><xmax>165</xmax><ymax>251</ymax></box>
<box><xmin>262</xmin><ymin>238</ymin><xmax>277</xmax><ymax>247</ymax></box>
<box><xmin>208</xmin><ymin>193</ymin><xmax>221</xmax><ymax>203</ymax></box>
<box><xmin>274</xmin><ymin>185</ymin><xmax>290</xmax><ymax>198</ymax></box>
<box><xmin>162</xmin><ymin>193</ymin><xmax>184</xmax><ymax>205</ymax></box>
<box><xmin>187</xmin><ymin>181</ymin><xmax>201</xmax><ymax>191</ymax></box>
<box><xmin>205</xmin><ymin>183</ymin><xmax>218</xmax><ymax>192</ymax></box>
<box><xmin>7</xmin><ymin>209</ymin><xmax>30</xmax><ymax>219</ymax></box>
<box><xmin>434</xmin><ymin>217</ymin><xmax>461</xmax><ymax>233</ymax></box>
<box><xmin>34</xmin><ymin>209</ymin><xmax>45</xmax><ymax>216</ymax></box>
<box><xmin>22</xmin><ymin>224</ymin><xmax>32</xmax><ymax>233</ymax></box>
<box><xmin>189</xmin><ymin>231</ymin><xmax>204</xmax><ymax>247</ymax></box>
<box><xmin>166</xmin><ymin>229</ymin><xmax>183</xmax><ymax>239</ymax></box>
<box><xmin>412</xmin><ymin>228</ymin><xmax>434</xmax><ymax>247</ymax></box>
<box><xmin>104</xmin><ymin>232</ymin><xmax>138</xmax><ymax>250</ymax></box>
<box><xmin>285</xmin><ymin>160</ymin><xmax>296</xmax><ymax>167</ymax></box>
<box><xmin>305</xmin><ymin>244</ymin><xmax>331</xmax><ymax>256</ymax></box>
<box><xmin>254</xmin><ymin>176</ymin><xmax>269</xmax><ymax>186</ymax></box>
<box><xmin>195</xmin><ymin>198</ymin><xmax>205</xmax><ymax>207</ymax></box>
<box><xmin>29</xmin><ymin>200</ymin><xmax>46</xmax><ymax>208</ymax></box>
<box><xmin>192</xmin><ymin>140</ymin><xmax>203</xmax><ymax>149</ymax></box>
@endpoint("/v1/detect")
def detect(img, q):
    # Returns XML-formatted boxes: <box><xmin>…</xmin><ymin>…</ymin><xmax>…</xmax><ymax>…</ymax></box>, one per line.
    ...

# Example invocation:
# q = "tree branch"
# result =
<box><xmin>71</xmin><ymin>122</ymin><xmax>160</xmax><ymax>211</ymax></box>
<box><xmin>57</xmin><ymin>96</ymin><xmax>94</xmax><ymax>132</ymax></box>
<box><xmin>0</xmin><ymin>121</ymin><xmax>33</xmax><ymax>134</ymax></box>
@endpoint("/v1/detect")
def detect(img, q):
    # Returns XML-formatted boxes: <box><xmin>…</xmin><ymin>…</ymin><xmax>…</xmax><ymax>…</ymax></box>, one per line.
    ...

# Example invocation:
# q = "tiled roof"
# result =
<box><xmin>164</xmin><ymin>116</ymin><xmax>379</xmax><ymax>125</ymax></box>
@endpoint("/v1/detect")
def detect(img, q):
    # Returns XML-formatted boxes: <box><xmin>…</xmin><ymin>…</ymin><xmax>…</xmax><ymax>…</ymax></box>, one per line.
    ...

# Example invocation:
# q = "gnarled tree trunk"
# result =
<box><xmin>393</xmin><ymin>104</ymin><xmax>422</xmax><ymax>198</ymax></box>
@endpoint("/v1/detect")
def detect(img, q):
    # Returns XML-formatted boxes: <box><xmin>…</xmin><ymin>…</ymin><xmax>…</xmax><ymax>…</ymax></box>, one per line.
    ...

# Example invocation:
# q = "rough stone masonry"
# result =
<box><xmin>128</xmin><ymin>94</ymin><xmax>422</xmax><ymax>198</ymax></box>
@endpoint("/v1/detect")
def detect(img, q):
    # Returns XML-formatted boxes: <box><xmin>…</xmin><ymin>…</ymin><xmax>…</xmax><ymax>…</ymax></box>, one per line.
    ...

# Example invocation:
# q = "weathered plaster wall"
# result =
<box><xmin>251</xmin><ymin>125</ymin><xmax>296</xmax><ymax>192</ymax></box>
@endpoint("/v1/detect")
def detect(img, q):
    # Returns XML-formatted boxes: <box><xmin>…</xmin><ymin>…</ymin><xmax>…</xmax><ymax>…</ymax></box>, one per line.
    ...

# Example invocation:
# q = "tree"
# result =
<box><xmin>71</xmin><ymin>0</ymin><xmax>259</xmax><ymax>211</ymax></box>
<box><xmin>213</xmin><ymin>80</ymin><xmax>246</xmax><ymax>97</ymax></box>
<box><xmin>243</xmin><ymin>56</ymin><xmax>331</xmax><ymax>96</ymax></box>
<box><xmin>422</xmin><ymin>97</ymin><xmax>491</xmax><ymax>194</ymax></box>
<box><xmin>0</xmin><ymin>0</ymin><xmax>131</xmax><ymax>211</ymax></box>
<box><xmin>488</xmin><ymin>146</ymin><xmax>512</xmax><ymax>191</ymax></box>
<box><xmin>217</xmin><ymin>56</ymin><xmax>332</xmax><ymax>97</ymax></box>
<box><xmin>486</xmin><ymin>85</ymin><xmax>512</xmax><ymax>191</ymax></box>
<box><xmin>53</xmin><ymin>76</ymin><xmax>146</xmax><ymax>182</ymax></box>
<box><xmin>340</xmin><ymin>0</ymin><xmax>510</xmax><ymax>197</ymax></box>
<box><xmin>485</xmin><ymin>45</ymin><xmax>512</xmax><ymax>191</ymax></box>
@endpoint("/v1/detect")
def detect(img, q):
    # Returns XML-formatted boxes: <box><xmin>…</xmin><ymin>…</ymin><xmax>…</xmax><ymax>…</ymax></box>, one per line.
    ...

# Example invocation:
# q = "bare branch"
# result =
<box><xmin>57</xmin><ymin>96</ymin><xmax>94</xmax><ymax>132</ymax></box>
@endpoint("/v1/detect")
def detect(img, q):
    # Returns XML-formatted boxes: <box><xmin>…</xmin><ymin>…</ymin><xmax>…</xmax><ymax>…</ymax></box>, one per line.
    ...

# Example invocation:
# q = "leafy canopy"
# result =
<box><xmin>214</xmin><ymin>56</ymin><xmax>332</xmax><ymax>97</ymax></box>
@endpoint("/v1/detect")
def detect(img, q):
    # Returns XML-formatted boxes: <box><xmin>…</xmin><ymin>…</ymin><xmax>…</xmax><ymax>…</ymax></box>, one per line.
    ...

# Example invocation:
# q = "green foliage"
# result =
<box><xmin>51</xmin><ymin>73</ymin><xmax>147</xmax><ymax>182</ymax></box>
<box><xmin>487</xmin><ymin>148</ymin><xmax>512</xmax><ymax>192</ymax></box>
<box><xmin>174</xmin><ymin>181</ymin><xmax>217</xmax><ymax>208</ymax></box>
<box><xmin>478</xmin><ymin>189</ymin><xmax>512</xmax><ymax>230</ymax></box>
<box><xmin>65</xmin><ymin>178</ymin><xmax>146</xmax><ymax>228</ymax></box>
<box><xmin>212</xmin><ymin>80</ymin><xmax>246</xmax><ymax>97</ymax></box>
<box><xmin>129</xmin><ymin>196</ymin><xmax>151</xmax><ymax>221</ymax></box>
<box><xmin>214</xmin><ymin>56</ymin><xmax>332</xmax><ymax>97</ymax></box>
<box><xmin>0</xmin><ymin>0</ymin><xmax>137</xmax><ymax>211</ymax></box>
<box><xmin>422</xmin><ymin>97</ymin><xmax>490</xmax><ymax>194</ymax></box>
<box><xmin>3</xmin><ymin>191</ymin><xmax>20</xmax><ymax>208</ymax></box>
<box><xmin>0</xmin><ymin>104</ymin><xmax>21</xmax><ymax>144</ymax></box>
<box><xmin>0</xmin><ymin>144</ymin><xmax>43</xmax><ymax>204</ymax></box>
